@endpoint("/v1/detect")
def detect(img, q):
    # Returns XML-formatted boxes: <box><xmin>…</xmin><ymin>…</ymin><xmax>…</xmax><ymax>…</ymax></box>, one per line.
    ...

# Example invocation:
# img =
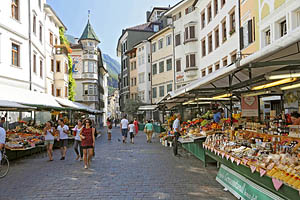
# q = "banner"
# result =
<box><xmin>241</xmin><ymin>96</ymin><xmax>258</xmax><ymax>117</ymax></box>
<box><xmin>216</xmin><ymin>165</ymin><xmax>284</xmax><ymax>200</ymax></box>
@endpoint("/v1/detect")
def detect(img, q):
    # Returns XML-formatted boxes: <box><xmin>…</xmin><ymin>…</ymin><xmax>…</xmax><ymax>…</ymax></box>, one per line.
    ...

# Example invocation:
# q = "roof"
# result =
<box><xmin>147</xmin><ymin>7</ymin><xmax>170</xmax><ymax>22</ymax></box>
<box><xmin>44</xmin><ymin>4</ymin><xmax>67</xmax><ymax>30</ymax></box>
<box><xmin>164</xmin><ymin>0</ymin><xmax>192</xmax><ymax>16</ymax></box>
<box><xmin>127</xmin><ymin>22</ymin><xmax>153</xmax><ymax>32</ymax></box>
<box><xmin>70</xmin><ymin>43</ymin><xmax>83</xmax><ymax>49</ymax></box>
<box><xmin>79</xmin><ymin>20</ymin><xmax>100</xmax><ymax>43</ymax></box>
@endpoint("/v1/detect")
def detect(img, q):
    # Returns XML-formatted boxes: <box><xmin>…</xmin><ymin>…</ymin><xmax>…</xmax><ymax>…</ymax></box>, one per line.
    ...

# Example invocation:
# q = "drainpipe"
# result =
<box><xmin>28</xmin><ymin>0</ymin><xmax>32</xmax><ymax>90</ymax></box>
<box><xmin>237</xmin><ymin>0</ymin><xmax>242</xmax><ymax>64</ymax></box>
<box><xmin>171</xmin><ymin>25</ymin><xmax>176</xmax><ymax>91</ymax></box>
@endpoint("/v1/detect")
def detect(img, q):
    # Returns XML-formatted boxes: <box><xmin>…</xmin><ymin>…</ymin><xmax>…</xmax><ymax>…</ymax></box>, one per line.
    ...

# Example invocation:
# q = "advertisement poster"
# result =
<box><xmin>72</xmin><ymin>55</ymin><xmax>81</xmax><ymax>73</ymax></box>
<box><xmin>241</xmin><ymin>96</ymin><xmax>258</xmax><ymax>117</ymax></box>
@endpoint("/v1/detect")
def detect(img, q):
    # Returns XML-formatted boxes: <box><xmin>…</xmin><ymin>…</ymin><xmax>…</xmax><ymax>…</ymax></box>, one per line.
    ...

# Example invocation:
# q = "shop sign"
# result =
<box><xmin>241</xmin><ymin>96</ymin><xmax>258</xmax><ymax>117</ymax></box>
<box><xmin>216</xmin><ymin>165</ymin><xmax>284</xmax><ymax>200</ymax></box>
<box><xmin>176</xmin><ymin>73</ymin><xmax>184</xmax><ymax>82</ymax></box>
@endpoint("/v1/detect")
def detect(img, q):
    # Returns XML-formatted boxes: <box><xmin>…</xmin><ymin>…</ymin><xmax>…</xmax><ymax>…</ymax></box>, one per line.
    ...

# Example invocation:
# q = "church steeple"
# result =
<box><xmin>79</xmin><ymin>11</ymin><xmax>100</xmax><ymax>43</ymax></box>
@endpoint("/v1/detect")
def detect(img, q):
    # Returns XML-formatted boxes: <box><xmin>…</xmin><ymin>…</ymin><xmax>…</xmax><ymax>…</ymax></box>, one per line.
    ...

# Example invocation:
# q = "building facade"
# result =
<box><xmin>149</xmin><ymin>26</ymin><xmax>174</xmax><ymax>104</ymax></box>
<box><xmin>127</xmin><ymin>48</ymin><xmax>138</xmax><ymax>100</ymax></box>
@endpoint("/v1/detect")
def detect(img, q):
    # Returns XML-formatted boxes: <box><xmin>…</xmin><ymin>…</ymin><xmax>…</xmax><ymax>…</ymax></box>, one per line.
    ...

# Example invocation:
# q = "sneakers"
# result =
<box><xmin>84</xmin><ymin>165</ymin><xmax>88</xmax><ymax>169</ymax></box>
<box><xmin>60</xmin><ymin>157</ymin><xmax>65</xmax><ymax>160</ymax></box>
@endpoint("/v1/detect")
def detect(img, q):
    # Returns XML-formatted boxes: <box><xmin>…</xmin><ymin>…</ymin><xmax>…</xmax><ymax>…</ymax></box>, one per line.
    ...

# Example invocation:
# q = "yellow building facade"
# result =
<box><xmin>127</xmin><ymin>49</ymin><xmax>138</xmax><ymax>100</ymax></box>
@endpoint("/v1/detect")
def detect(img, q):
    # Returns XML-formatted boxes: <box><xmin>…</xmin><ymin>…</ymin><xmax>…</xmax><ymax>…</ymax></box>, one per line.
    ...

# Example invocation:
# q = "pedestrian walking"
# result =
<box><xmin>80</xmin><ymin>118</ymin><xmax>95</xmax><ymax>169</ymax></box>
<box><xmin>106</xmin><ymin>118</ymin><xmax>112</xmax><ymax>140</ymax></box>
<box><xmin>128</xmin><ymin>121</ymin><xmax>135</xmax><ymax>144</ymax></box>
<box><xmin>73</xmin><ymin>120</ymin><xmax>83</xmax><ymax>161</ymax></box>
<box><xmin>43</xmin><ymin>121</ymin><xmax>55</xmax><ymax>161</ymax></box>
<box><xmin>144</xmin><ymin>120</ymin><xmax>153</xmax><ymax>143</ymax></box>
<box><xmin>134</xmin><ymin>118</ymin><xmax>139</xmax><ymax>135</ymax></box>
<box><xmin>120</xmin><ymin>115</ymin><xmax>129</xmax><ymax>143</ymax></box>
<box><xmin>172</xmin><ymin>113</ymin><xmax>182</xmax><ymax>156</ymax></box>
<box><xmin>57</xmin><ymin>119</ymin><xmax>69</xmax><ymax>160</ymax></box>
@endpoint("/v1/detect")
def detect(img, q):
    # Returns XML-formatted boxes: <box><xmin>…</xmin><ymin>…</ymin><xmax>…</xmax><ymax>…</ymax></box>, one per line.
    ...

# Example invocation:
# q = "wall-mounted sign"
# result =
<box><xmin>241</xmin><ymin>96</ymin><xmax>258</xmax><ymax>117</ymax></box>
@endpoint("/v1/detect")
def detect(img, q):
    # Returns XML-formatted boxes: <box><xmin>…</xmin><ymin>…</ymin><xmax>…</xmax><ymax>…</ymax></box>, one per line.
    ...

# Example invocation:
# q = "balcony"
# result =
<box><xmin>184</xmin><ymin>66</ymin><xmax>198</xmax><ymax>78</ymax></box>
<box><xmin>81</xmin><ymin>73</ymin><xmax>98</xmax><ymax>80</ymax></box>
<box><xmin>184</xmin><ymin>38</ymin><xmax>198</xmax><ymax>45</ymax></box>
<box><xmin>83</xmin><ymin>95</ymin><xmax>97</xmax><ymax>102</ymax></box>
<box><xmin>82</xmin><ymin>54</ymin><xmax>97</xmax><ymax>61</ymax></box>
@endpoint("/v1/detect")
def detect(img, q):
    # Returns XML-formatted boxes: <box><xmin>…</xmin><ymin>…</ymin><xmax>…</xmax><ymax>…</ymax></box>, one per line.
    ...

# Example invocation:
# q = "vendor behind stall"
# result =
<box><xmin>213</xmin><ymin>108</ymin><xmax>223</xmax><ymax>123</ymax></box>
<box><xmin>291</xmin><ymin>112</ymin><xmax>300</xmax><ymax>125</ymax></box>
<box><xmin>0</xmin><ymin>117</ymin><xmax>5</xmax><ymax>128</ymax></box>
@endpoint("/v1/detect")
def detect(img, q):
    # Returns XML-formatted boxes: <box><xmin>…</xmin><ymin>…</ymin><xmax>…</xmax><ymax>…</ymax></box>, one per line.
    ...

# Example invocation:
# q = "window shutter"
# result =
<box><xmin>248</xmin><ymin>20</ymin><xmax>253</xmax><ymax>44</ymax></box>
<box><xmin>240</xmin><ymin>27</ymin><xmax>244</xmax><ymax>49</ymax></box>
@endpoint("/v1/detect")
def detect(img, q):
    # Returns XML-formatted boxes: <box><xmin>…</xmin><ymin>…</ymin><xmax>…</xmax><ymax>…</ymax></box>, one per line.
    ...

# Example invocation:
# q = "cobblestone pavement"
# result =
<box><xmin>0</xmin><ymin>127</ymin><xmax>234</xmax><ymax>200</ymax></box>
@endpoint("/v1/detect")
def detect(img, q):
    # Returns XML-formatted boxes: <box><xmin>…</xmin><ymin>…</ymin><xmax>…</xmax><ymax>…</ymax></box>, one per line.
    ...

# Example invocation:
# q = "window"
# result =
<box><xmin>56</xmin><ymin>61</ymin><xmax>61</xmax><ymax>72</ymax></box>
<box><xmin>230</xmin><ymin>11</ymin><xmax>236</xmax><ymax>35</ymax></box>
<box><xmin>33</xmin><ymin>54</ymin><xmax>36</xmax><ymax>73</ymax></box>
<box><xmin>186</xmin><ymin>54</ymin><xmax>196</xmax><ymax>68</ymax></box>
<box><xmin>202</xmin><ymin>69</ymin><xmax>206</xmax><ymax>77</ymax></box>
<box><xmin>152</xmin><ymin>64</ymin><xmax>157</xmax><ymax>75</ymax></box>
<box><xmin>65</xmin><ymin>62</ymin><xmax>68</xmax><ymax>74</ymax></box>
<box><xmin>33</xmin><ymin>15</ymin><xmax>36</xmax><ymax>34</ymax></box>
<box><xmin>231</xmin><ymin>52</ymin><xmax>237</xmax><ymax>63</ymax></box>
<box><xmin>175</xmin><ymin>34</ymin><xmax>181</xmax><ymax>46</ymax></box>
<box><xmin>134</xmin><ymin>77</ymin><xmax>137</xmax><ymax>86</ymax></box>
<box><xmin>215</xmin><ymin>28</ymin><xmax>219</xmax><ymax>48</ymax></box>
<box><xmin>153</xmin><ymin>25</ymin><xmax>159</xmax><ymax>32</ymax></box>
<box><xmin>148</xmin><ymin>73</ymin><xmax>151</xmax><ymax>81</ymax></box>
<box><xmin>208</xmin><ymin>66</ymin><xmax>213</xmax><ymax>74</ymax></box>
<box><xmin>84</xmin><ymin>84</ymin><xmax>97</xmax><ymax>95</ymax></box>
<box><xmin>223</xmin><ymin>57</ymin><xmax>228</xmax><ymax>67</ymax></box>
<box><xmin>297</xmin><ymin>11</ymin><xmax>300</xmax><ymax>27</ymax></box>
<box><xmin>139</xmin><ymin>73</ymin><xmax>145</xmax><ymax>83</ymax></box>
<box><xmin>159</xmin><ymin>86</ymin><xmax>164</xmax><ymax>97</ymax></box>
<box><xmin>208</xmin><ymin>34</ymin><xmax>213</xmax><ymax>53</ymax></box>
<box><xmin>166</xmin><ymin>35</ymin><xmax>172</xmax><ymax>46</ymax></box>
<box><xmin>221</xmin><ymin>0</ymin><xmax>226</xmax><ymax>8</ymax></box>
<box><xmin>56</xmin><ymin>89</ymin><xmax>61</xmax><ymax>97</ymax></box>
<box><xmin>215</xmin><ymin>63</ymin><xmax>220</xmax><ymax>70</ymax></box>
<box><xmin>84</xmin><ymin>61</ymin><xmax>96</xmax><ymax>73</ymax></box>
<box><xmin>40</xmin><ymin>60</ymin><xmax>43</xmax><ymax>78</ymax></box>
<box><xmin>185</xmin><ymin>6</ymin><xmax>194</xmax><ymax>15</ymax></box>
<box><xmin>51</xmin><ymin>84</ymin><xmax>54</xmax><ymax>96</ymax></box>
<box><xmin>159</xmin><ymin>61</ymin><xmax>164</xmax><ymax>73</ymax></box>
<box><xmin>202</xmin><ymin>39</ymin><xmax>206</xmax><ymax>57</ymax></box>
<box><xmin>131</xmin><ymin>78</ymin><xmax>133</xmax><ymax>86</ymax></box>
<box><xmin>50</xmin><ymin>32</ymin><xmax>53</xmax><ymax>46</ymax></box>
<box><xmin>51</xmin><ymin>59</ymin><xmax>54</xmax><ymax>72</ymax></box>
<box><xmin>201</xmin><ymin>11</ymin><xmax>206</xmax><ymax>29</ymax></box>
<box><xmin>208</xmin><ymin>4</ymin><xmax>212</xmax><ymax>23</ymax></box>
<box><xmin>12</xmin><ymin>0</ymin><xmax>19</xmax><ymax>20</ymax></box>
<box><xmin>39</xmin><ymin>25</ymin><xmax>43</xmax><ymax>43</ymax></box>
<box><xmin>167</xmin><ymin>59</ymin><xmax>172</xmax><ymax>71</ymax></box>
<box><xmin>185</xmin><ymin>26</ymin><xmax>195</xmax><ymax>42</ymax></box>
<box><xmin>222</xmin><ymin>20</ymin><xmax>227</xmax><ymax>42</ymax></box>
<box><xmin>65</xmin><ymin>86</ymin><xmax>68</xmax><ymax>97</ymax></box>
<box><xmin>55</xmin><ymin>37</ymin><xmax>58</xmax><ymax>45</ymax></box>
<box><xmin>152</xmin><ymin>43</ymin><xmax>156</xmax><ymax>53</ymax></box>
<box><xmin>152</xmin><ymin>87</ymin><xmax>157</xmax><ymax>99</ymax></box>
<box><xmin>280</xmin><ymin>20</ymin><xmax>287</xmax><ymax>37</ymax></box>
<box><xmin>214</xmin><ymin>0</ymin><xmax>218</xmax><ymax>16</ymax></box>
<box><xmin>265</xmin><ymin>29</ymin><xmax>271</xmax><ymax>46</ymax></box>
<box><xmin>11</xmin><ymin>43</ymin><xmax>19</xmax><ymax>67</ymax></box>
<box><xmin>167</xmin><ymin>84</ymin><xmax>172</xmax><ymax>92</ymax></box>
<box><xmin>240</xmin><ymin>19</ymin><xmax>253</xmax><ymax>49</ymax></box>
<box><xmin>158</xmin><ymin>39</ymin><xmax>163</xmax><ymax>49</ymax></box>
<box><xmin>176</xmin><ymin>59</ymin><xmax>181</xmax><ymax>72</ymax></box>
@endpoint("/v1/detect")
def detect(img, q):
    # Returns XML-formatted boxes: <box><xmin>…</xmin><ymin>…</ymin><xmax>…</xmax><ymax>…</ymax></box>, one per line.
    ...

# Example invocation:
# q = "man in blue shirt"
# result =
<box><xmin>0</xmin><ymin>117</ymin><xmax>5</xmax><ymax>128</ymax></box>
<box><xmin>213</xmin><ymin>109</ymin><xmax>223</xmax><ymax>123</ymax></box>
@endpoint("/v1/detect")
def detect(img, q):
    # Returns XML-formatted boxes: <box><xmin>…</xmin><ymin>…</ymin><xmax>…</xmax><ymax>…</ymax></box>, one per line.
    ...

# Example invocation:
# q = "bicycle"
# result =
<box><xmin>0</xmin><ymin>149</ymin><xmax>9</xmax><ymax>178</ymax></box>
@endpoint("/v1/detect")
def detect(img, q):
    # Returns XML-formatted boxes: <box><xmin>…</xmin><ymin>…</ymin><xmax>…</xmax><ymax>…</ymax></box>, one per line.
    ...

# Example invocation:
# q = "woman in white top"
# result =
<box><xmin>73</xmin><ymin>119</ymin><xmax>83</xmax><ymax>161</ymax></box>
<box><xmin>128</xmin><ymin>121</ymin><xmax>135</xmax><ymax>144</ymax></box>
<box><xmin>43</xmin><ymin>121</ymin><xmax>55</xmax><ymax>161</ymax></box>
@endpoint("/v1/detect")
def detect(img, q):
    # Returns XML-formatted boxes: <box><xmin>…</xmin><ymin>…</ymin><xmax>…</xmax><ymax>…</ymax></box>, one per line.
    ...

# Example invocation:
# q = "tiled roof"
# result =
<box><xmin>79</xmin><ymin>20</ymin><xmax>100</xmax><ymax>42</ymax></box>
<box><xmin>127</xmin><ymin>22</ymin><xmax>153</xmax><ymax>32</ymax></box>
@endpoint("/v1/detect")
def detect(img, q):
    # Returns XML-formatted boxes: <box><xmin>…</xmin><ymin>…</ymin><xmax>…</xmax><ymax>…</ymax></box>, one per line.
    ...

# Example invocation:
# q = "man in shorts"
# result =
<box><xmin>120</xmin><ymin>115</ymin><xmax>129</xmax><ymax>143</ymax></box>
<box><xmin>57</xmin><ymin>119</ymin><xmax>69</xmax><ymax>160</ymax></box>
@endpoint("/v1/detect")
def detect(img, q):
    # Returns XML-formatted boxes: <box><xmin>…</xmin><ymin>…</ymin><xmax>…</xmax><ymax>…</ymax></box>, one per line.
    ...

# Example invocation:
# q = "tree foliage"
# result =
<box><xmin>123</xmin><ymin>99</ymin><xmax>143</xmax><ymax>117</ymax></box>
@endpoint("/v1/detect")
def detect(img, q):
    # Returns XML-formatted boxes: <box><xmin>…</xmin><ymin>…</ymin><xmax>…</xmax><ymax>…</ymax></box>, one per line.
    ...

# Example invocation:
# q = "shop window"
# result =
<box><xmin>40</xmin><ymin>60</ymin><xmax>43</xmax><ymax>78</ymax></box>
<box><xmin>208</xmin><ymin>4</ymin><xmax>212</xmax><ymax>23</ymax></box>
<box><xmin>208</xmin><ymin>34</ymin><xmax>213</xmax><ymax>53</ymax></box>
<box><xmin>51</xmin><ymin>59</ymin><xmax>54</xmax><ymax>72</ymax></box>
<box><xmin>201</xmin><ymin>11</ymin><xmax>206</xmax><ymax>29</ymax></box>
<box><xmin>167</xmin><ymin>84</ymin><xmax>172</xmax><ymax>92</ymax></box>
<box><xmin>265</xmin><ymin>29</ymin><xmax>271</xmax><ymax>46</ymax></box>
<box><xmin>230</xmin><ymin>11</ymin><xmax>236</xmax><ymax>35</ymax></box>
<box><xmin>152</xmin><ymin>87</ymin><xmax>157</xmax><ymax>98</ymax></box>
<box><xmin>152</xmin><ymin>42</ymin><xmax>157</xmax><ymax>52</ymax></box>
<box><xmin>214</xmin><ymin>0</ymin><xmax>218</xmax><ymax>16</ymax></box>
<box><xmin>222</xmin><ymin>20</ymin><xmax>227</xmax><ymax>42</ymax></box>
<box><xmin>202</xmin><ymin>69</ymin><xmax>206</xmax><ymax>77</ymax></box>
<box><xmin>152</xmin><ymin>64</ymin><xmax>157</xmax><ymax>75</ymax></box>
<box><xmin>159</xmin><ymin>86</ymin><xmax>164</xmax><ymax>97</ymax></box>
<box><xmin>56</xmin><ymin>89</ymin><xmax>61</xmax><ymax>97</ymax></box>
<box><xmin>176</xmin><ymin>59</ymin><xmax>181</xmax><ymax>72</ymax></box>
<box><xmin>202</xmin><ymin>39</ymin><xmax>206</xmax><ymax>57</ymax></box>
<box><xmin>175</xmin><ymin>34</ymin><xmax>181</xmax><ymax>46</ymax></box>
<box><xmin>167</xmin><ymin>59</ymin><xmax>172</xmax><ymax>71</ymax></box>
<box><xmin>12</xmin><ymin>0</ymin><xmax>19</xmax><ymax>20</ymax></box>
<box><xmin>56</xmin><ymin>61</ymin><xmax>61</xmax><ymax>72</ymax></box>
<box><xmin>215</xmin><ymin>28</ymin><xmax>219</xmax><ymax>48</ymax></box>
<box><xmin>208</xmin><ymin>66</ymin><xmax>213</xmax><ymax>74</ymax></box>
<box><xmin>33</xmin><ymin>54</ymin><xmax>36</xmax><ymax>73</ymax></box>
<box><xmin>11</xmin><ymin>43</ymin><xmax>19</xmax><ymax>67</ymax></box>
<box><xmin>159</xmin><ymin>61</ymin><xmax>164</xmax><ymax>73</ymax></box>
<box><xmin>280</xmin><ymin>20</ymin><xmax>287</xmax><ymax>37</ymax></box>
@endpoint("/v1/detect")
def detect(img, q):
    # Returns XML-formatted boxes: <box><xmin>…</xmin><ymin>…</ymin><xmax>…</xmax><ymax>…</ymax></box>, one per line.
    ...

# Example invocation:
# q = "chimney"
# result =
<box><xmin>146</xmin><ymin>11</ymin><xmax>151</xmax><ymax>22</ymax></box>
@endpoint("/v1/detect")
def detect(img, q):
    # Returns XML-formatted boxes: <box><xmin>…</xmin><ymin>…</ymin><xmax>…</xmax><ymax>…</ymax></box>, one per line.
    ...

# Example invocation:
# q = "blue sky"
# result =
<box><xmin>47</xmin><ymin>0</ymin><xmax>178</xmax><ymax>61</ymax></box>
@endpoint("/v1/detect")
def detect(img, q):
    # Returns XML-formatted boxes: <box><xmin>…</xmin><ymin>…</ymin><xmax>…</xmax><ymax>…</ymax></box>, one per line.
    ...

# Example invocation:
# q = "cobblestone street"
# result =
<box><xmin>0</xmin><ymin>128</ymin><xmax>234</xmax><ymax>200</ymax></box>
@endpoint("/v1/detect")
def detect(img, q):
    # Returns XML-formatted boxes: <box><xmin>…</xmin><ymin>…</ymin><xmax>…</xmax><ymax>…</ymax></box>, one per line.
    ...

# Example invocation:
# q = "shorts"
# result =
<box><xmin>59</xmin><ymin>139</ymin><xmax>68</xmax><ymax>147</ymax></box>
<box><xmin>44</xmin><ymin>140</ymin><xmax>54</xmax><ymax>145</ymax></box>
<box><xmin>122</xmin><ymin>129</ymin><xmax>128</xmax><ymax>137</ymax></box>
<box><xmin>82</xmin><ymin>145</ymin><xmax>93</xmax><ymax>149</ymax></box>
<box><xmin>129</xmin><ymin>132</ymin><xmax>134</xmax><ymax>139</ymax></box>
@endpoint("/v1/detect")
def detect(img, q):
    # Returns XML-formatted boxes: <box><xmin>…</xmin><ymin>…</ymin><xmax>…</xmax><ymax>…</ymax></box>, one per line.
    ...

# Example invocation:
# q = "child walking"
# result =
<box><xmin>128</xmin><ymin>121</ymin><xmax>135</xmax><ymax>144</ymax></box>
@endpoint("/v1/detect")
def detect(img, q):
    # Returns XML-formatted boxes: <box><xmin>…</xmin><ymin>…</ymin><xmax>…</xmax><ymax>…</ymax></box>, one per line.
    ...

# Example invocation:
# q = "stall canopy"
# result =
<box><xmin>55</xmin><ymin>98</ymin><xmax>103</xmax><ymax>114</ymax></box>
<box><xmin>0</xmin><ymin>100</ymin><xmax>36</xmax><ymax>111</ymax></box>
<box><xmin>72</xmin><ymin>102</ymin><xmax>103</xmax><ymax>114</ymax></box>
<box><xmin>138</xmin><ymin>105</ymin><xmax>158</xmax><ymax>111</ymax></box>
<box><xmin>0</xmin><ymin>85</ymin><xmax>62</xmax><ymax>110</ymax></box>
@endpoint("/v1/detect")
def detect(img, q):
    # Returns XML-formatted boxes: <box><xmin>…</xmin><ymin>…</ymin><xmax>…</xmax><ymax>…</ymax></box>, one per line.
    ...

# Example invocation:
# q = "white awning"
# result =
<box><xmin>73</xmin><ymin>102</ymin><xmax>103</xmax><ymax>114</ymax></box>
<box><xmin>0</xmin><ymin>100</ymin><xmax>36</xmax><ymax>110</ymax></box>
<box><xmin>55</xmin><ymin>97</ymin><xmax>80</xmax><ymax>109</ymax></box>
<box><xmin>138</xmin><ymin>105</ymin><xmax>158</xmax><ymax>111</ymax></box>
<box><xmin>0</xmin><ymin>85</ymin><xmax>62</xmax><ymax>109</ymax></box>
